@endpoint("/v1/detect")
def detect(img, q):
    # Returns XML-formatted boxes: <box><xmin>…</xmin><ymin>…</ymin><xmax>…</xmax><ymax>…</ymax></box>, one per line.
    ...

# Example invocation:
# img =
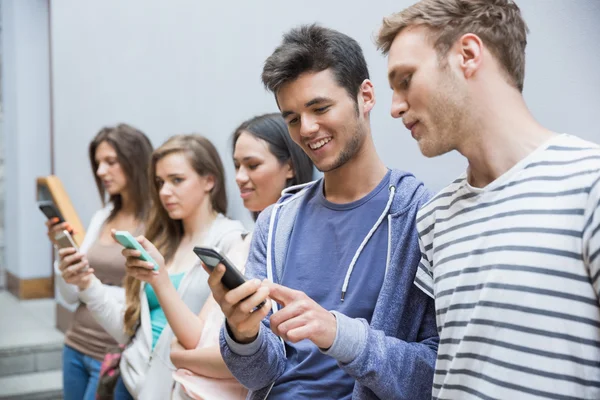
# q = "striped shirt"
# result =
<box><xmin>415</xmin><ymin>134</ymin><xmax>600</xmax><ymax>400</ymax></box>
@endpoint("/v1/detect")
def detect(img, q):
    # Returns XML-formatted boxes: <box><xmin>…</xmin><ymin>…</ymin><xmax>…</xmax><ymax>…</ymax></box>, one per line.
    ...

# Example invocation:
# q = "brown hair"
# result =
<box><xmin>89</xmin><ymin>124</ymin><xmax>153</xmax><ymax>222</ymax></box>
<box><xmin>123</xmin><ymin>134</ymin><xmax>227</xmax><ymax>335</ymax></box>
<box><xmin>376</xmin><ymin>0</ymin><xmax>529</xmax><ymax>92</ymax></box>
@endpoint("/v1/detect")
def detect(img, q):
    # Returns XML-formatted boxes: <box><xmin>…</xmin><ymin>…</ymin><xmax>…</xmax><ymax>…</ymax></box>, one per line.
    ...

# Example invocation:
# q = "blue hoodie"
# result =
<box><xmin>220</xmin><ymin>169</ymin><xmax>439</xmax><ymax>400</ymax></box>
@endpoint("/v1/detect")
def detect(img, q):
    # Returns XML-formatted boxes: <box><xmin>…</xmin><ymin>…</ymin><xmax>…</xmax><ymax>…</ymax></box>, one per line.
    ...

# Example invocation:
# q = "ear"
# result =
<box><xmin>358</xmin><ymin>79</ymin><xmax>376</xmax><ymax>115</ymax></box>
<box><xmin>203</xmin><ymin>174</ymin><xmax>215</xmax><ymax>192</ymax></box>
<box><xmin>456</xmin><ymin>33</ymin><xmax>483</xmax><ymax>80</ymax></box>
<box><xmin>285</xmin><ymin>160</ymin><xmax>295</xmax><ymax>180</ymax></box>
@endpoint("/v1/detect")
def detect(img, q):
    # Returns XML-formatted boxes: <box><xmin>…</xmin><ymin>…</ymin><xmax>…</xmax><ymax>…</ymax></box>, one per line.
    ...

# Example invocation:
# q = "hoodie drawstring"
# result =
<box><xmin>341</xmin><ymin>185</ymin><xmax>396</xmax><ymax>301</ymax></box>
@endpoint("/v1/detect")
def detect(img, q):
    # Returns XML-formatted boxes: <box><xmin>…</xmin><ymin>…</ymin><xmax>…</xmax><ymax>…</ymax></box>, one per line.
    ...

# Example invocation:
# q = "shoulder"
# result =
<box><xmin>388</xmin><ymin>168</ymin><xmax>435</xmax><ymax>214</ymax></box>
<box><xmin>89</xmin><ymin>204</ymin><xmax>113</xmax><ymax>226</ymax></box>
<box><xmin>415</xmin><ymin>173</ymin><xmax>467</xmax><ymax>233</ymax></box>
<box><xmin>211</xmin><ymin>214</ymin><xmax>247</xmax><ymax>252</ymax></box>
<box><xmin>535</xmin><ymin>134</ymin><xmax>600</xmax><ymax>171</ymax></box>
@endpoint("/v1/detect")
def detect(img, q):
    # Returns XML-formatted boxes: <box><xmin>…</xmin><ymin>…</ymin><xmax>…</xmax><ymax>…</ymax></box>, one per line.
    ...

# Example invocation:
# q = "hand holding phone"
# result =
<box><xmin>193</xmin><ymin>246</ymin><xmax>249</xmax><ymax>290</ymax></box>
<box><xmin>38</xmin><ymin>200</ymin><xmax>65</xmax><ymax>223</ymax></box>
<box><xmin>114</xmin><ymin>231</ymin><xmax>159</xmax><ymax>271</ymax></box>
<box><xmin>58</xmin><ymin>247</ymin><xmax>92</xmax><ymax>289</ymax></box>
<box><xmin>197</xmin><ymin>246</ymin><xmax>270</xmax><ymax>344</ymax></box>
<box><xmin>194</xmin><ymin>246</ymin><xmax>265</xmax><ymax>310</ymax></box>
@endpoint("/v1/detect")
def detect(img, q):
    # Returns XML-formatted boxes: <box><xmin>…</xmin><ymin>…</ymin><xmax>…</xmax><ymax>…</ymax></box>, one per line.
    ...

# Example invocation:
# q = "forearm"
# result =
<box><xmin>54</xmin><ymin>260</ymin><xmax>80</xmax><ymax>304</ymax></box>
<box><xmin>79</xmin><ymin>278</ymin><xmax>129</xmax><ymax>344</ymax></box>
<box><xmin>154</xmin><ymin>280</ymin><xmax>204</xmax><ymax>349</ymax></box>
<box><xmin>171</xmin><ymin>346</ymin><xmax>233</xmax><ymax>379</ymax></box>
<box><xmin>324</xmin><ymin>312</ymin><xmax>437</xmax><ymax>400</ymax></box>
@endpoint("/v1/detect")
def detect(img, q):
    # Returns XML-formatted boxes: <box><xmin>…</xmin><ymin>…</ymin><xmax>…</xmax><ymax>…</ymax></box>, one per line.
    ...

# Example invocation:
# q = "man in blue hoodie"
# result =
<box><xmin>205</xmin><ymin>24</ymin><xmax>438</xmax><ymax>399</ymax></box>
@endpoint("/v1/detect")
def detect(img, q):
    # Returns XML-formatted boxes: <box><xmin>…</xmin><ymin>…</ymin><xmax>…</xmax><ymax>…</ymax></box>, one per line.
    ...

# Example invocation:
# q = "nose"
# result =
<box><xmin>236</xmin><ymin>166</ymin><xmax>249</xmax><ymax>186</ymax></box>
<box><xmin>390</xmin><ymin>90</ymin><xmax>408</xmax><ymax>119</ymax></box>
<box><xmin>299</xmin><ymin>115</ymin><xmax>319</xmax><ymax>138</ymax></box>
<box><xmin>96</xmin><ymin>162</ymin><xmax>108</xmax><ymax>177</ymax></box>
<box><xmin>159</xmin><ymin>182</ymin><xmax>173</xmax><ymax>198</ymax></box>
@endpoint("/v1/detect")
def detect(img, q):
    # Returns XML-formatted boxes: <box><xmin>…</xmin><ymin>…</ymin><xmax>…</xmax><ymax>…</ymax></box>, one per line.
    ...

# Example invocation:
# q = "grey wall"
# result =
<box><xmin>49</xmin><ymin>0</ymin><xmax>600</xmax><ymax>233</ymax></box>
<box><xmin>2</xmin><ymin>0</ymin><xmax>52</xmax><ymax>280</ymax></box>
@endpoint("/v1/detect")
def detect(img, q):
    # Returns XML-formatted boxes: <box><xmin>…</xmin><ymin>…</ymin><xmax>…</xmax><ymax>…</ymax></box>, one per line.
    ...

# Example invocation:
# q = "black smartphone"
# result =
<box><xmin>193</xmin><ymin>246</ymin><xmax>265</xmax><ymax>309</ymax></box>
<box><xmin>38</xmin><ymin>200</ymin><xmax>65</xmax><ymax>223</ymax></box>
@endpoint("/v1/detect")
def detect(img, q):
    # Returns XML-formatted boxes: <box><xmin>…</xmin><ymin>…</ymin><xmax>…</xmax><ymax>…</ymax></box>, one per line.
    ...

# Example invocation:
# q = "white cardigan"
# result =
<box><xmin>54</xmin><ymin>205</ymin><xmax>124</xmax><ymax>310</ymax></box>
<box><xmin>79</xmin><ymin>214</ymin><xmax>246</xmax><ymax>399</ymax></box>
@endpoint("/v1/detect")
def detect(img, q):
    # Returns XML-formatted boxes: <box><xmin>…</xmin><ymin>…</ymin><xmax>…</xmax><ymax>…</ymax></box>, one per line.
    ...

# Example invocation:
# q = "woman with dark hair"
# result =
<box><xmin>46</xmin><ymin>124</ymin><xmax>153</xmax><ymax>400</ymax></box>
<box><xmin>73</xmin><ymin>134</ymin><xmax>245</xmax><ymax>399</ymax></box>
<box><xmin>231</xmin><ymin>112</ymin><xmax>314</xmax><ymax>219</ymax></box>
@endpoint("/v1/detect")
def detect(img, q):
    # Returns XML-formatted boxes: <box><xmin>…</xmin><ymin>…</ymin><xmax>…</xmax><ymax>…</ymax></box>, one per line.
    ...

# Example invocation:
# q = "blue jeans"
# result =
<box><xmin>114</xmin><ymin>375</ymin><xmax>134</xmax><ymax>400</ymax></box>
<box><xmin>62</xmin><ymin>345</ymin><xmax>102</xmax><ymax>400</ymax></box>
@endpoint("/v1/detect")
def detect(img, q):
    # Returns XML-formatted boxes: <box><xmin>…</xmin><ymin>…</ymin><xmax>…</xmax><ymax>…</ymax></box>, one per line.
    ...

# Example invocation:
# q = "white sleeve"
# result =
<box><xmin>54</xmin><ymin>255</ymin><xmax>80</xmax><ymax>305</ymax></box>
<box><xmin>78</xmin><ymin>278</ymin><xmax>129</xmax><ymax>344</ymax></box>
<box><xmin>414</xmin><ymin>234</ymin><xmax>435</xmax><ymax>300</ymax></box>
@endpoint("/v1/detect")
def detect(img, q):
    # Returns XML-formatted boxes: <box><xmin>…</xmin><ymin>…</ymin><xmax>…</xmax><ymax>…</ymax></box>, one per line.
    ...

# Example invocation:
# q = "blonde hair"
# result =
<box><xmin>376</xmin><ymin>0</ymin><xmax>529</xmax><ymax>92</ymax></box>
<box><xmin>122</xmin><ymin>134</ymin><xmax>228</xmax><ymax>336</ymax></box>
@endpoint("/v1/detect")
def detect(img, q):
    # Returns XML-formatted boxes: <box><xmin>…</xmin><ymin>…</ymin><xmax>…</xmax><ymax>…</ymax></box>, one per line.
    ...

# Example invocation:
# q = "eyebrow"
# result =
<box><xmin>95</xmin><ymin>156</ymin><xmax>117</xmax><ymax>163</ymax></box>
<box><xmin>281</xmin><ymin>96</ymin><xmax>333</xmax><ymax>119</ymax></box>
<box><xmin>233</xmin><ymin>156</ymin><xmax>261</xmax><ymax>162</ymax></box>
<box><xmin>388</xmin><ymin>65</ymin><xmax>409</xmax><ymax>84</ymax></box>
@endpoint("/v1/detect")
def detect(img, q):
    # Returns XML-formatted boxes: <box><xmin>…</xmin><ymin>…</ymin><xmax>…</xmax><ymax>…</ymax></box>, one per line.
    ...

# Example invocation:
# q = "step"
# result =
<box><xmin>0</xmin><ymin>370</ymin><xmax>63</xmax><ymax>400</ymax></box>
<box><xmin>0</xmin><ymin>292</ymin><xmax>64</xmax><ymax>377</ymax></box>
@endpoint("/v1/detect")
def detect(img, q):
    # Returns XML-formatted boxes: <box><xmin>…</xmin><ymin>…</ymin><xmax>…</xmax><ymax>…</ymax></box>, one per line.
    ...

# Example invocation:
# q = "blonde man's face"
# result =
<box><xmin>387</xmin><ymin>26</ymin><xmax>468</xmax><ymax>158</ymax></box>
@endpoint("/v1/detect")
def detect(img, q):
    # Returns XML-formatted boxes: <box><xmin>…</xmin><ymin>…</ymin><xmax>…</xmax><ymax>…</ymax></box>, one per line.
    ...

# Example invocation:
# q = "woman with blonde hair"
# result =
<box><xmin>72</xmin><ymin>134</ymin><xmax>245</xmax><ymax>399</ymax></box>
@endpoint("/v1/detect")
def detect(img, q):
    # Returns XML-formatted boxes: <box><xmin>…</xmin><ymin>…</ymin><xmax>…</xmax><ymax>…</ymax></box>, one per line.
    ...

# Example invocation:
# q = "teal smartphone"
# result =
<box><xmin>114</xmin><ymin>231</ymin><xmax>159</xmax><ymax>271</ymax></box>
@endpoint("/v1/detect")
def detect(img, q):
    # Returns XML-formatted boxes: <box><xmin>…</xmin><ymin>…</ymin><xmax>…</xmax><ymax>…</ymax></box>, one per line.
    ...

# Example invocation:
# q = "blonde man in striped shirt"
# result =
<box><xmin>376</xmin><ymin>0</ymin><xmax>600</xmax><ymax>399</ymax></box>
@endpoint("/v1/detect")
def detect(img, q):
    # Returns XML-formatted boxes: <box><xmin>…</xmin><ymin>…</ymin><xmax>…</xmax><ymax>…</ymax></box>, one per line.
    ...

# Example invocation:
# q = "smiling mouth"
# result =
<box><xmin>308</xmin><ymin>137</ymin><xmax>331</xmax><ymax>150</ymax></box>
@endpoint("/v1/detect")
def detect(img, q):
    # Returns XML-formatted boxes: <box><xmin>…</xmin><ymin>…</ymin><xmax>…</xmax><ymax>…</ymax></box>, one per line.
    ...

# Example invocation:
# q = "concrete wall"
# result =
<box><xmin>1</xmin><ymin>0</ymin><xmax>598</xmax><ymax>283</ymax></box>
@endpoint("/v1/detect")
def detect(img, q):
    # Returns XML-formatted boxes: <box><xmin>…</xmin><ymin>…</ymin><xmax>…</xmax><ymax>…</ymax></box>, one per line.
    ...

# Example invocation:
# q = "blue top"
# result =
<box><xmin>221</xmin><ymin>169</ymin><xmax>439</xmax><ymax>400</ymax></box>
<box><xmin>145</xmin><ymin>272</ymin><xmax>186</xmax><ymax>350</ymax></box>
<box><xmin>268</xmin><ymin>170</ymin><xmax>390</xmax><ymax>399</ymax></box>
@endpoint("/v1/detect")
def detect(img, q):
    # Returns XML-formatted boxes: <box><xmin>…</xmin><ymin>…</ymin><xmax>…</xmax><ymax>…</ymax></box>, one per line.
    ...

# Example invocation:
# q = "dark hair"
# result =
<box><xmin>232</xmin><ymin>113</ymin><xmax>314</xmax><ymax>219</ymax></box>
<box><xmin>88</xmin><ymin>124</ymin><xmax>153</xmax><ymax>222</ymax></box>
<box><xmin>262</xmin><ymin>24</ymin><xmax>369</xmax><ymax>104</ymax></box>
<box><xmin>232</xmin><ymin>113</ymin><xmax>313</xmax><ymax>186</ymax></box>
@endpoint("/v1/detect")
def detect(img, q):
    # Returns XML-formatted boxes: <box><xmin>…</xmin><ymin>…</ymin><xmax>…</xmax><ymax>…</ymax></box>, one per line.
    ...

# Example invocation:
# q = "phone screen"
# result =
<box><xmin>199</xmin><ymin>254</ymin><xmax>221</xmax><ymax>269</ymax></box>
<box><xmin>38</xmin><ymin>201</ymin><xmax>65</xmax><ymax>223</ymax></box>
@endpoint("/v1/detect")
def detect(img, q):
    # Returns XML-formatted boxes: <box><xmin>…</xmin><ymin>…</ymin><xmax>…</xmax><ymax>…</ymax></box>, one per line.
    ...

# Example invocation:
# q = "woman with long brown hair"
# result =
<box><xmin>74</xmin><ymin>134</ymin><xmax>245</xmax><ymax>399</ymax></box>
<box><xmin>48</xmin><ymin>124</ymin><xmax>153</xmax><ymax>400</ymax></box>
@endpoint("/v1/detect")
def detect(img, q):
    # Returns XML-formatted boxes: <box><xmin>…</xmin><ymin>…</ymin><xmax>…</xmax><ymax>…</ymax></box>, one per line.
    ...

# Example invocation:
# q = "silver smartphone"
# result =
<box><xmin>55</xmin><ymin>230</ymin><xmax>88</xmax><ymax>273</ymax></box>
<box><xmin>54</xmin><ymin>230</ymin><xmax>78</xmax><ymax>250</ymax></box>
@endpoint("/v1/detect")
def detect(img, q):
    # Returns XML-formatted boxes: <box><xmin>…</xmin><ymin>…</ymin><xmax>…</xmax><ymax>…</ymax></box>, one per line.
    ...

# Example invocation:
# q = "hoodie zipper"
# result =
<box><xmin>340</xmin><ymin>184</ymin><xmax>396</xmax><ymax>301</ymax></box>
